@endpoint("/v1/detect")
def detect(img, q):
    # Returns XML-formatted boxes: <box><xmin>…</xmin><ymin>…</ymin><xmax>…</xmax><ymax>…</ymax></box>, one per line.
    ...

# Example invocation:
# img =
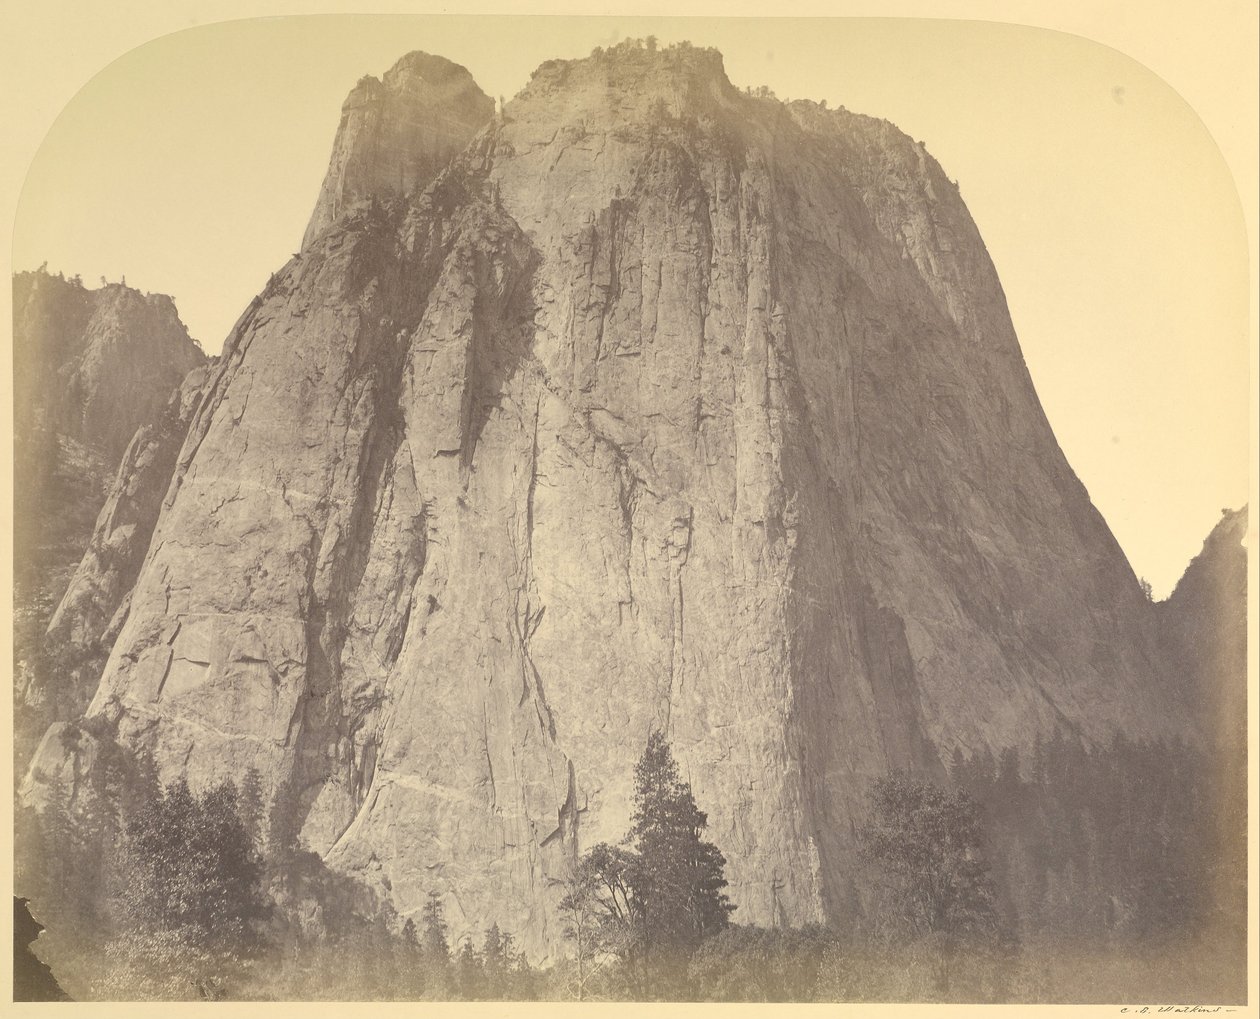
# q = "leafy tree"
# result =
<box><xmin>93</xmin><ymin>927</ymin><xmax>226</xmax><ymax>999</ymax></box>
<box><xmin>579</xmin><ymin>838</ymin><xmax>644</xmax><ymax>981</ymax></box>
<box><xmin>118</xmin><ymin>777</ymin><xmax>268</xmax><ymax>951</ymax></box>
<box><xmin>84</xmin><ymin>776</ymin><xmax>269</xmax><ymax>998</ymax></box>
<box><xmin>857</xmin><ymin>774</ymin><xmax>999</xmax><ymax>992</ymax></box>
<box><xmin>558</xmin><ymin>858</ymin><xmax>606</xmax><ymax>999</ymax></box>
<box><xmin>585</xmin><ymin>841</ymin><xmax>641</xmax><ymax>930</ymax></box>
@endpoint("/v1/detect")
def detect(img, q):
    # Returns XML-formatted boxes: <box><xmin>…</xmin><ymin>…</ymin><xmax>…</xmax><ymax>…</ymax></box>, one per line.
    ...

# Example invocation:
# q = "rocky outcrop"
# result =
<box><xmin>13</xmin><ymin>898</ymin><xmax>70</xmax><ymax>1001</ymax></box>
<box><xmin>302</xmin><ymin>52</ymin><xmax>495</xmax><ymax>251</ymax></box>
<box><xmin>13</xmin><ymin>271</ymin><xmax>206</xmax><ymax>462</ymax></box>
<box><xmin>12</xmin><ymin>270</ymin><xmax>207</xmax><ymax>740</ymax></box>
<box><xmin>1159</xmin><ymin>507</ymin><xmax>1249</xmax><ymax>748</ymax></box>
<box><xmin>27</xmin><ymin>43</ymin><xmax>1199</xmax><ymax>958</ymax></box>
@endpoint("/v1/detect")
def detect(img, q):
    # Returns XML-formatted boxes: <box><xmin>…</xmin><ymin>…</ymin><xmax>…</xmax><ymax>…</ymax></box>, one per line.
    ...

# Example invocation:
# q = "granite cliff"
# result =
<box><xmin>24</xmin><ymin>44</ymin><xmax>1208</xmax><ymax>956</ymax></box>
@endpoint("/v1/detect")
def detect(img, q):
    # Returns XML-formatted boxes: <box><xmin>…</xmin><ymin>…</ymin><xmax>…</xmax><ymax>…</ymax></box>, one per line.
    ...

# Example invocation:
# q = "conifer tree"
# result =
<box><xmin>420</xmin><ymin>891</ymin><xmax>450</xmax><ymax>962</ymax></box>
<box><xmin>628</xmin><ymin>730</ymin><xmax>734</xmax><ymax>956</ymax></box>
<box><xmin>454</xmin><ymin>936</ymin><xmax>482</xmax><ymax>998</ymax></box>
<box><xmin>419</xmin><ymin>891</ymin><xmax>451</xmax><ymax>996</ymax></box>
<box><xmin>575</xmin><ymin>733</ymin><xmax>733</xmax><ymax>994</ymax></box>
<box><xmin>237</xmin><ymin>768</ymin><xmax>266</xmax><ymax>852</ymax></box>
<box><xmin>397</xmin><ymin>916</ymin><xmax>426</xmax><ymax>998</ymax></box>
<box><xmin>481</xmin><ymin>923</ymin><xmax>506</xmax><ymax>997</ymax></box>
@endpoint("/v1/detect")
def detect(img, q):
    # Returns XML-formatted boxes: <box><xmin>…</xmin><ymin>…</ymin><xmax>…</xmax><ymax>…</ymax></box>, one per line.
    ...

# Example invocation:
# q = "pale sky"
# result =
<box><xmin>8</xmin><ymin>15</ymin><xmax>1251</xmax><ymax>599</ymax></box>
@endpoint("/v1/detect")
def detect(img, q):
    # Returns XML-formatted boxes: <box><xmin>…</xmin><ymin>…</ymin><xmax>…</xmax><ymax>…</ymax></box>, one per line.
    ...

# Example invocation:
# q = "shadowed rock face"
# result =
<box><xmin>13</xmin><ymin>274</ymin><xmax>206</xmax><ymax>462</ymax></box>
<box><xmin>32</xmin><ymin>367</ymin><xmax>215</xmax><ymax>719</ymax></box>
<box><xmin>27</xmin><ymin>44</ymin><xmax>1193</xmax><ymax>957</ymax></box>
<box><xmin>13</xmin><ymin>898</ymin><xmax>70</xmax><ymax>1001</ymax></box>
<box><xmin>1159</xmin><ymin>507</ymin><xmax>1248</xmax><ymax>749</ymax></box>
<box><xmin>1157</xmin><ymin>508</ymin><xmax>1249</xmax><ymax>956</ymax></box>
<box><xmin>12</xmin><ymin>271</ymin><xmax>207</xmax><ymax>730</ymax></box>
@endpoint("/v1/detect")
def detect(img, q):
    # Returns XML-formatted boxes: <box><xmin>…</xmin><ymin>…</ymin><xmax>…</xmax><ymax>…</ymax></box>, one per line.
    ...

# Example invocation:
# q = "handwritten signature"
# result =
<box><xmin>1120</xmin><ymin>1008</ymin><xmax>1238</xmax><ymax>1015</ymax></box>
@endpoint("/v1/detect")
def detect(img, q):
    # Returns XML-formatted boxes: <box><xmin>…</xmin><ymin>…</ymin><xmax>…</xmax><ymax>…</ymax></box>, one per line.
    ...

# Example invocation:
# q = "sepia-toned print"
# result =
<box><xmin>9</xmin><ymin>15</ymin><xmax>1251</xmax><ymax>1006</ymax></box>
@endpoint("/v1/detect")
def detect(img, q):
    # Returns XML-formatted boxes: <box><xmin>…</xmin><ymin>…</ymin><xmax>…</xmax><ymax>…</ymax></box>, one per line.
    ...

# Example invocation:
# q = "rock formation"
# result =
<box><xmin>1159</xmin><ymin>507</ymin><xmax>1249</xmax><ymax>748</ymax></box>
<box><xmin>13</xmin><ymin>898</ymin><xmax>70</xmax><ymax>1002</ymax></box>
<box><xmin>13</xmin><ymin>271</ymin><xmax>206</xmax><ymax>462</ymax></box>
<box><xmin>1158</xmin><ymin>507</ymin><xmax>1250</xmax><ymax>954</ymax></box>
<box><xmin>24</xmin><ymin>43</ymin><xmax>1209</xmax><ymax>957</ymax></box>
<box><xmin>302</xmin><ymin>52</ymin><xmax>496</xmax><ymax>251</ymax></box>
<box><xmin>12</xmin><ymin>270</ymin><xmax>206</xmax><ymax>731</ymax></box>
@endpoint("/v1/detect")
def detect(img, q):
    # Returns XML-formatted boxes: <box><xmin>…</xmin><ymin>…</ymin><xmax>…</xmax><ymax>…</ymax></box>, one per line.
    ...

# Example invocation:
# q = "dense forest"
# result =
<box><xmin>13</xmin><ymin>720</ymin><xmax>1246</xmax><ymax>1002</ymax></box>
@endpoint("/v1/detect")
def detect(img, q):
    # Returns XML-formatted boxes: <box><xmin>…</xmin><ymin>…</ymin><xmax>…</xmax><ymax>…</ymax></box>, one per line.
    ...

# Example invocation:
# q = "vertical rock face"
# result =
<box><xmin>28</xmin><ymin>44</ymin><xmax>1198</xmax><ymax>956</ymax></box>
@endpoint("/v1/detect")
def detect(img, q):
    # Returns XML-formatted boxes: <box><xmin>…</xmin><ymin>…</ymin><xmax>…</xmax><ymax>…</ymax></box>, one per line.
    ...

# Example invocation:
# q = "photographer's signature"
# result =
<box><xmin>1120</xmin><ymin>1008</ymin><xmax>1238</xmax><ymax>1014</ymax></box>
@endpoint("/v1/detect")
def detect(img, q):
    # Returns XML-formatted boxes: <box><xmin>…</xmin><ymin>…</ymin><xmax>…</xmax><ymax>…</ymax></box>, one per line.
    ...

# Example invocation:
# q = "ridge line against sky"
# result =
<box><xmin>2</xmin><ymin>7</ymin><xmax>1256</xmax><ymax>602</ymax></box>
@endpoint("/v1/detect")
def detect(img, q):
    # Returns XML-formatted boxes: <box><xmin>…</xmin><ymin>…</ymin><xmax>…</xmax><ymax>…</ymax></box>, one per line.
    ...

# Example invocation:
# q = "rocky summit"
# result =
<box><xmin>22</xmin><ymin>44</ymin><xmax>1218</xmax><ymax>958</ymax></box>
<box><xmin>13</xmin><ymin>272</ymin><xmax>205</xmax><ymax>464</ymax></box>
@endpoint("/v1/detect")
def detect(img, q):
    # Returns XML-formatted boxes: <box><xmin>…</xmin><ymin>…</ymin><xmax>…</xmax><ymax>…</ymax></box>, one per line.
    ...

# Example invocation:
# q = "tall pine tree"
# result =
<box><xmin>419</xmin><ymin>891</ymin><xmax>452</xmax><ymax>997</ymax></box>
<box><xmin>628</xmin><ymin>730</ymin><xmax>734</xmax><ymax>953</ymax></box>
<box><xmin>577</xmin><ymin>732</ymin><xmax>734</xmax><ymax>995</ymax></box>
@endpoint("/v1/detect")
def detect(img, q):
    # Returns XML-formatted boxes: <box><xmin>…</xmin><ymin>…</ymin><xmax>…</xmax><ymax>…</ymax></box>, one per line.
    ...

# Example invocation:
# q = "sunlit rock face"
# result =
<box><xmin>28</xmin><ymin>44</ymin><xmax>1188</xmax><ymax>958</ymax></box>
